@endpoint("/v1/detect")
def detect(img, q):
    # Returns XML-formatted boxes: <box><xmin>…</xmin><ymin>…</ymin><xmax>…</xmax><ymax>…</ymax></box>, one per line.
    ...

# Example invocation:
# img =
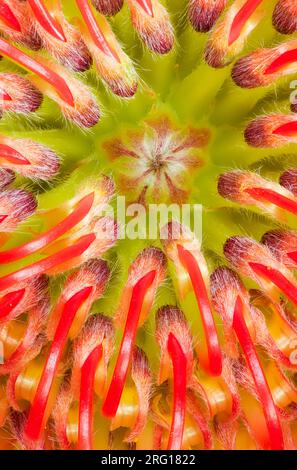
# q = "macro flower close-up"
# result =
<box><xmin>0</xmin><ymin>0</ymin><xmax>297</xmax><ymax>453</ymax></box>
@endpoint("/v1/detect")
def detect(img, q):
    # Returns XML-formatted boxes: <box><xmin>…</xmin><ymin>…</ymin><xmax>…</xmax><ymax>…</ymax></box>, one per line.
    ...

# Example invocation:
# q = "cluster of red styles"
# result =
<box><xmin>0</xmin><ymin>0</ymin><xmax>296</xmax><ymax>451</ymax></box>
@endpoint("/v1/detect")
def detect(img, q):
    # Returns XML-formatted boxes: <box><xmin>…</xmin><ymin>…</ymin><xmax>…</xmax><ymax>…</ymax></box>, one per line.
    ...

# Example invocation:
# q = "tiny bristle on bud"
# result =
<box><xmin>279</xmin><ymin>168</ymin><xmax>297</xmax><ymax>196</ymax></box>
<box><xmin>92</xmin><ymin>0</ymin><xmax>124</xmax><ymax>16</ymax></box>
<box><xmin>0</xmin><ymin>136</ymin><xmax>60</xmax><ymax>180</ymax></box>
<box><xmin>0</xmin><ymin>73</ymin><xmax>43</xmax><ymax>114</ymax></box>
<box><xmin>0</xmin><ymin>189</ymin><xmax>37</xmax><ymax>232</ymax></box>
<box><xmin>244</xmin><ymin>114</ymin><xmax>297</xmax><ymax>148</ymax></box>
<box><xmin>188</xmin><ymin>0</ymin><xmax>227</xmax><ymax>33</ymax></box>
<box><xmin>272</xmin><ymin>0</ymin><xmax>297</xmax><ymax>34</ymax></box>
<box><xmin>0</xmin><ymin>168</ymin><xmax>14</xmax><ymax>189</ymax></box>
<box><xmin>128</xmin><ymin>0</ymin><xmax>174</xmax><ymax>54</ymax></box>
<box><xmin>261</xmin><ymin>229</ymin><xmax>297</xmax><ymax>269</ymax></box>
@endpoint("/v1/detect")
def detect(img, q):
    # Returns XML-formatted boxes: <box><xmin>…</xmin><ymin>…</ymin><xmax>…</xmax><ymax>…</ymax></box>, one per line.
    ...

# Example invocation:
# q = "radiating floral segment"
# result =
<box><xmin>103</xmin><ymin>117</ymin><xmax>208</xmax><ymax>203</ymax></box>
<box><xmin>0</xmin><ymin>0</ymin><xmax>296</xmax><ymax>452</ymax></box>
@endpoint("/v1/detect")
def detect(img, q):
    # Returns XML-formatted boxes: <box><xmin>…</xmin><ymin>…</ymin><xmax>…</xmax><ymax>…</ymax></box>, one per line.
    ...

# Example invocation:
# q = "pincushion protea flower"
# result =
<box><xmin>0</xmin><ymin>0</ymin><xmax>296</xmax><ymax>451</ymax></box>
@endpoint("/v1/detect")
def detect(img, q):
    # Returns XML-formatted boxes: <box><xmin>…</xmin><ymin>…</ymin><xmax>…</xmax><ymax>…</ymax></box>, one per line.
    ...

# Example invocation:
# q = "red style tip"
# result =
<box><xmin>205</xmin><ymin>0</ymin><xmax>264</xmax><ymax>68</ymax></box>
<box><xmin>0</xmin><ymin>0</ymin><xmax>41</xmax><ymax>51</ymax></box>
<box><xmin>167</xmin><ymin>333</ymin><xmax>187</xmax><ymax>451</ymax></box>
<box><xmin>46</xmin><ymin>259</ymin><xmax>110</xmax><ymax>342</ymax></box>
<box><xmin>0</xmin><ymin>275</ymin><xmax>47</xmax><ymax>326</ymax></box>
<box><xmin>218</xmin><ymin>170</ymin><xmax>297</xmax><ymax>218</ymax></box>
<box><xmin>115</xmin><ymin>247</ymin><xmax>166</xmax><ymax>328</ymax></box>
<box><xmin>28</xmin><ymin>1</ymin><xmax>91</xmax><ymax>72</ymax></box>
<box><xmin>156</xmin><ymin>305</ymin><xmax>194</xmax><ymax>385</ymax></box>
<box><xmin>102</xmin><ymin>270</ymin><xmax>156</xmax><ymax>418</ymax></box>
<box><xmin>28</xmin><ymin>0</ymin><xmax>66</xmax><ymax>42</ymax></box>
<box><xmin>210</xmin><ymin>265</ymin><xmax>243</xmax><ymax>325</ymax></box>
